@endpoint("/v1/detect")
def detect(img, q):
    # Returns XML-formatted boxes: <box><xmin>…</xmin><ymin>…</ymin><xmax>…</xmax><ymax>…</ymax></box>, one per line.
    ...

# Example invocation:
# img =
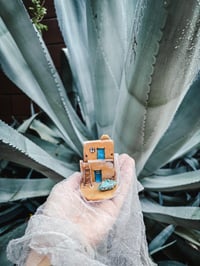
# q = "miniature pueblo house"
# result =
<box><xmin>80</xmin><ymin>135</ymin><xmax>118</xmax><ymax>201</ymax></box>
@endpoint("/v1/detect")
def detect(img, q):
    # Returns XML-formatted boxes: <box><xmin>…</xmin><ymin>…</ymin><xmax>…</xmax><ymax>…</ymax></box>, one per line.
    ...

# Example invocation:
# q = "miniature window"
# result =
<box><xmin>97</xmin><ymin>148</ymin><xmax>105</xmax><ymax>159</ymax></box>
<box><xmin>94</xmin><ymin>170</ymin><xmax>102</xmax><ymax>182</ymax></box>
<box><xmin>89</xmin><ymin>147</ymin><xmax>95</xmax><ymax>153</ymax></box>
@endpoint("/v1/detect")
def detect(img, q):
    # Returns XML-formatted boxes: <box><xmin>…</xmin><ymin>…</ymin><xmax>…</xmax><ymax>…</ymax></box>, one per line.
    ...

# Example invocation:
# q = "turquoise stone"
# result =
<box><xmin>98</xmin><ymin>179</ymin><xmax>117</xmax><ymax>191</ymax></box>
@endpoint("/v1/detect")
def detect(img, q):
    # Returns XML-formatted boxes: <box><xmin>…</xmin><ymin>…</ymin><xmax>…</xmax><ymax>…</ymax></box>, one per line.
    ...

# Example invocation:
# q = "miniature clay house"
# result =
<box><xmin>80</xmin><ymin>134</ymin><xmax>118</xmax><ymax>201</ymax></box>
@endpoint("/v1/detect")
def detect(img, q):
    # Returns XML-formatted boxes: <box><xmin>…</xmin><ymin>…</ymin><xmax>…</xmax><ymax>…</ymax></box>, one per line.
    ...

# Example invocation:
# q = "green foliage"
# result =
<box><xmin>29</xmin><ymin>0</ymin><xmax>47</xmax><ymax>34</ymax></box>
<box><xmin>0</xmin><ymin>0</ymin><xmax>200</xmax><ymax>265</ymax></box>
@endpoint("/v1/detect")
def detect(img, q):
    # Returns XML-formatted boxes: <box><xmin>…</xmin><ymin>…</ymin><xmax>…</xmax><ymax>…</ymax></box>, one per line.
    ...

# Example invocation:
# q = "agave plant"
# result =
<box><xmin>0</xmin><ymin>0</ymin><xmax>200</xmax><ymax>265</ymax></box>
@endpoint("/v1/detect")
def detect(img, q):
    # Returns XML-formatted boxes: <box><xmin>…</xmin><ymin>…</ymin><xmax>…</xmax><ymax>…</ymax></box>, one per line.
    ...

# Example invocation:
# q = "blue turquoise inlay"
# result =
<box><xmin>95</xmin><ymin>170</ymin><xmax>102</xmax><ymax>182</ymax></box>
<box><xmin>97</xmin><ymin>148</ymin><xmax>105</xmax><ymax>159</ymax></box>
<box><xmin>98</xmin><ymin>179</ymin><xmax>117</xmax><ymax>191</ymax></box>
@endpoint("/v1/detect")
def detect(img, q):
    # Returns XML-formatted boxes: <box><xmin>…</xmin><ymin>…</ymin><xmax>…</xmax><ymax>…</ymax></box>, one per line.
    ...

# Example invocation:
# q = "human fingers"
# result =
<box><xmin>43</xmin><ymin>172</ymin><xmax>81</xmax><ymax>218</ymax></box>
<box><xmin>98</xmin><ymin>154</ymin><xmax>135</xmax><ymax>216</ymax></box>
<box><xmin>51</xmin><ymin>172</ymin><xmax>81</xmax><ymax>194</ymax></box>
<box><xmin>112</xmin><ymin>154</ymin><xmax>135</xmax><ymax>208</ymax></box>
<box><xmin>119</xmin><ymin>153</ymin><xmax>135</xmax><ymax>176</ymax></box>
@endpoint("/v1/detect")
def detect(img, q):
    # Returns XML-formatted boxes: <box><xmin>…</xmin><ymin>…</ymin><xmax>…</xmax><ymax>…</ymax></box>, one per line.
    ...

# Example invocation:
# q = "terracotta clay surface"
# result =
<box><xmin>80</xmin><ymin>183</ymin><xmax>118</xmax><ymax>201</ymax></box>
<box><xmin>80</xmin><ymin>135</ymin><xmax>118</xmax><ymax>201</ymax></box>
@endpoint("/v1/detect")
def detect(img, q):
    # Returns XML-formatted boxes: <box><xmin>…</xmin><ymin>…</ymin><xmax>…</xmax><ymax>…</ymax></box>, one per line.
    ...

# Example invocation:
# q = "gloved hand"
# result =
<box><xmin>43</xmin><ymin>153</ymin><xmax>134</xmax><ymax>245</ymax></box>
<box><xmin>7</xmin><ymin>154</ymin><xmax>155</xmax><ymax>266</ymax></box>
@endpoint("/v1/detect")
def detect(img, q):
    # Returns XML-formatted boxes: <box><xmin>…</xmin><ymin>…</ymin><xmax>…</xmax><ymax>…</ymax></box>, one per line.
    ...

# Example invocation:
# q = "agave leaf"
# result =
<box><xmin>17</xmin><ymin>114</ymin><xmax>80</xmax><ymax>165</ymax></box>
<box><xmin>192</xmin><ymin>193</ymin><xmax>200</xmax><ymax>207</ymax></box>
<box><xmin>54</xmin><ymin>0</ymin><xmax>131</xmax><ymax>135</ymax></box>
<box><xmin>154</xmin><ymin>167</ymin><xmax>188</xmax><ymax>176</ymax></box>
<box><xmin>0</xmin><ymin>219</ymin><xmax>25</xmax><ymax>236</ymax></box>
<box><xmin>17</xmin><ymin>113</ymin><xmax>62</xmax><ymax>145</ymax></box>
<box><xmin>0</xmin><ymin>0</ymin><xmax>91</xmax><ymax>155</ymax></box>
<box><xmin>150</xmin><ymin>240</ymin><xmax>176</xmax><ymax>256</ymax></box>
<box><xmin>0</xmin><ymin>178</ymin><xmax>55</xmax><ymax>203</ymax></box>
<box><xmin>0</xmin><ymin>120</ymin><xmax>75</xmax><ymax>181</ymax></box>
<box><xmin>141</xmin><ymin>197</ymin><xmax>200</xmax><ymax>230</ymax></box>
<box><xmin>0</xmin><ymin>223</ymin><xmax>27</xmax><ymax>266</ymax></box>
<box><xmin>142</xmin><ymin>74</ymin><xmax>200</xmax><ymax>176</ymax></box>
<box><xmin>149</xmin><ymin>224</ymin><xmax>175</xmax><ymax>254</ymax></box>
<box><xmin>145</xmin><ymin>218</ymin><xmax>200</xmax><ymax>265</ymax></box>
<box><xmin>0</xmin><ymin>204</ymin><xmax>25</xmax><ymax>226</ymax></box>
<box><xmin>17</xmin><ymin>113</ymin><xmax>39</xmax><ymax>134</ymax></box>
<box><xmin>19</xmin><ymin>113</ymin><xmax>80</xmax><ymax>162</ymax></box>
<box><xmin>141</xmin><ymin>170</ymin><xmax>200</xmax><ymax>192</ymax></box>
<box><xmin>174</xmin><ymin>227</ymin><xmax>200</xmax><ymax>248</ymax></box>
<box><xmin>86</xmin><ymin>0</ymin><xmax>134</xmax><ymax>136</ymax></box>
<box><xmin>24</xmin><ymin>133</ymin><xmax>80</xmax><ymax>166</ymax></box>
<box><xmin>172</xmin><ymin>235</ymin><xmax>200</xmax><ymax>266</ymax></box>
<box><xmin>29</xmin><ymin>119</ymin><xmax>64</xmax><ymax>145</ymax></box>
<box><xmin>146</xmin><ymin>191</ymin><xmax>189</xmax><ymax>206</ymax></box>
<box><xmin>183</xmin><ymin>157</ymin><xmax>199</xmax><ymax>171</ymax></box>
<box><xmin>53</xmin><ymin>1</ymin><xmax>95</xmax><ymax>133</ymax></box>
<box><xmin>113</xmin><ymin>0</ymin><xmax>200</xmax><ymax>174</ymax></box>
<box><xmin>158</xmin><ymin>261</ymin><xmax>187</xmax><ymax>266</ymax></box>
<box><xmin>24</xmin><ymin>112</ymin><xmax>70</xmax><ymax>143</ymax></box>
